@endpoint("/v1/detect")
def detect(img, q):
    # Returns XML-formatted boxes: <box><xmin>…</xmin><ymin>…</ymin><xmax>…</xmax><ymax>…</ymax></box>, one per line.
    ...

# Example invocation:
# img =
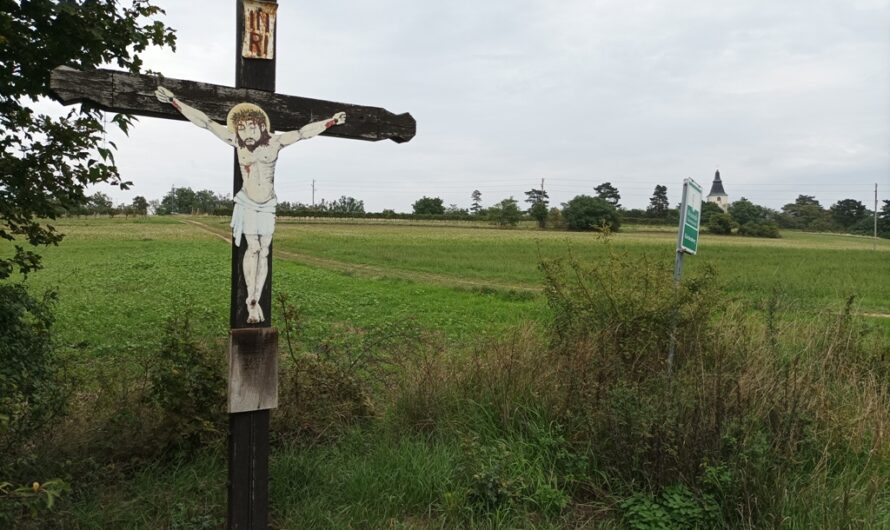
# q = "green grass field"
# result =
<box><xmin>18</xmin><ymin>216</ymin><xmax>889</xmax><ymax>355</ymax></box>
<box><xmin>3</xmin><ymin>216</ymin><xmax>888</xmax><ymax>528</ymax></box>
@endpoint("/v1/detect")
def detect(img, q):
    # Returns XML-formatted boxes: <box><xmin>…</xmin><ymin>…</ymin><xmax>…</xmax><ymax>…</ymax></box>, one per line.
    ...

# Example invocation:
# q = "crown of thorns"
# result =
<box><xmin>226</xmin><ymin>103</ymin><xmax>271</xmax><ymax>132</ymax></box>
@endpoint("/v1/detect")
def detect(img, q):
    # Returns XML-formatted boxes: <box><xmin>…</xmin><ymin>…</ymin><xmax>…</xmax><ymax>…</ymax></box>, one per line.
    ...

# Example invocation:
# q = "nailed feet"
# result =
<box><xmin>246</xmin><ymin>298</ymin><xmax>265</xmax><ymax>323</ymax></box>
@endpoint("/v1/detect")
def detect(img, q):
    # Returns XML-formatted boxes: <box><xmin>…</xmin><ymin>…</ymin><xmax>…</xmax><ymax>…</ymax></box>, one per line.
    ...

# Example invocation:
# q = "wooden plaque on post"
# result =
<box><xmin>228</xmin><ymin>328</ymin><xmax>279</xmax><ymax>413</ymax></box>
<box><xmin>241</xmin><ymin>0</ymin><xmax>277</xmax><ymax>60</ymax></box>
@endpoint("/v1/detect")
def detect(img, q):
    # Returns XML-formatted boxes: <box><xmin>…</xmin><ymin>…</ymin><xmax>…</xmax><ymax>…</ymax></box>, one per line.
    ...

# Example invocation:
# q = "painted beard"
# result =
<box><xmin>237</xmin><ymin>129</ymin><xmax>272</xmax><ymax>151</ymax></box>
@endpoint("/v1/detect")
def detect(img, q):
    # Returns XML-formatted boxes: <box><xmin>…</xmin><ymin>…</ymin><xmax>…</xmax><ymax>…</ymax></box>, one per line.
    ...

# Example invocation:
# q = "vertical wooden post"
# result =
<box><xmin>229</xmin><ymin>1</ymin><xmax>276</xmax><ymax>529</ymax></box>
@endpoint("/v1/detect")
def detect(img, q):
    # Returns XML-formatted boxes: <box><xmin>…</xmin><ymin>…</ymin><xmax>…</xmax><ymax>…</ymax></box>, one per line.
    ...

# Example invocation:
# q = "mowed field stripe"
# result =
<box><xmin>180</xmin><ymin>218</ymin><xmax>542</xmax><ymax>294</ymax></box>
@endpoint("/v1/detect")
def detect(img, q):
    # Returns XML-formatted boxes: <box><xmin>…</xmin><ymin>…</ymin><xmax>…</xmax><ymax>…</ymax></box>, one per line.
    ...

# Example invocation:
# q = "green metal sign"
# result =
<box><xmin>669</xmin><ymin>177</ymin><xmax>703</xmax><ymax>373</ymax></box>
<box><xmin>678</xmin><ymin>178</ymin><xmax>702</xmax><ymax>255</ymax></box>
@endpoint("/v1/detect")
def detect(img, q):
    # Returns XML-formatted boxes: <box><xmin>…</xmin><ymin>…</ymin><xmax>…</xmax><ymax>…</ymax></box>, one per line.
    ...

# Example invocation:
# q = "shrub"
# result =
<box><xmin>537</xmin><ymin>251</ymin><xmax>888</xmax><ymax>526</ymax></box>
<box><xmin>706</xmin><ymin>212</ymin><xmax>736</xmax><ymax>234</ymax></box>
<box><xmin>145</xmin><ymin>316</ymin><xmax>226</xmax><ymax>452</ymax></box>
<box><xmin>487</xmin><ymin>197</ymin><xmax>522</xmax><ymax>227</ymax></box>
<box><xmin>273</xmin><ymin>294</ymin><xmax>385</xmax><ymax>441</ymax></box>
<box><xmin>0</xmin><ymin>285</ymin><xmax>64</xmax><ymax>467</ymax></box>
<box><xmin>620</xmin><ymin>484</ymin><xmax>721</xmax><ymax>530</ymax></box>
<box><xmin>738</xmin><ymin>221</ymin><xmax>780</xmax><ymax>238</ymax></box>
<box><xmin>546</xmin><ymin>207</ymin><xmax>564</xmax><ymax>229</ymax></box>
<box><xmin>700</xmin><ymin>201</ymin><xmax>725</xmax><ymax>226</ymax></box>
<box><xmin>276</xmin><ymin>353</ymin><xmax>374</xmax><ymax>442</ymax></box>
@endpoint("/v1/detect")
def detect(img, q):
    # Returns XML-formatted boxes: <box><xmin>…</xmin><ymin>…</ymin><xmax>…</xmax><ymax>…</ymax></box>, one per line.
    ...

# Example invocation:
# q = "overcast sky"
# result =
<box><xmin>57</xmin><ymin>0</ymin><xmax>890</xmax><ymax>212</ymax></box>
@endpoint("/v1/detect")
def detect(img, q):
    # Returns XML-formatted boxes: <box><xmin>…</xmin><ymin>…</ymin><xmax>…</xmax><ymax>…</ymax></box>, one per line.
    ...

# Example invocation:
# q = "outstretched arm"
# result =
<box><xmin>155</xmin><ymin>87</ymin><xmax>236</xmax><ymax>146</ymax></box>
<box><xmin>277</xmin><ymin>112</ymin><xmax>346</xmax><ymax>147</ymax></box>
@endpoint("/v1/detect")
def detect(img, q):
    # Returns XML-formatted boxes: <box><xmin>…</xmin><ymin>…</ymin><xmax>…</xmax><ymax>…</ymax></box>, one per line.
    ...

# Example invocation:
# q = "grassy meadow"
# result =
<box><xmin>2</xmin><ymin>216</ymin><xmax>888</xmax><ymax>528</ymax></box>
<box><xmin>11</xmin><ymin>216</ymin><xmax>890</xmax><ymax>363</ymax></box>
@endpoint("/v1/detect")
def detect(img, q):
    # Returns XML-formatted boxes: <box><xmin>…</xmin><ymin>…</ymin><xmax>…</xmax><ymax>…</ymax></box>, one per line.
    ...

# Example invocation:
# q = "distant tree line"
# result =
<box><xmin>65</xmin><ymin>184</ymin><xmax>890</xmax><ymax>240</ymax></box>
<box><xmin>701</xmin><ymin>194</ymin><xmax>890</xmax><ymax>239</ymax></box>
<box><xmin>153</xmin><ymin>187</ymin><xmax>231</xmax><ymax>215</ymax></box>
<box><xmin>63</xmin><ymin>192</ymin><xmax>150</xmax><ymax>218</ymax></box>
<box><xmin>278</xmin><ymin>196</ymin><xmax>366</xmax><ymax>216</ymax></box>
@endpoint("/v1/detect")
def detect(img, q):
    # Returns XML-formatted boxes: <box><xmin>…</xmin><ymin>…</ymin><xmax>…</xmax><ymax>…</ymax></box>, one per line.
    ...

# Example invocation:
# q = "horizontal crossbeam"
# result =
<box><xmin>50</xmin><ymin>67</ymin><xmax>415</xmax><ymax>143</ymax></box>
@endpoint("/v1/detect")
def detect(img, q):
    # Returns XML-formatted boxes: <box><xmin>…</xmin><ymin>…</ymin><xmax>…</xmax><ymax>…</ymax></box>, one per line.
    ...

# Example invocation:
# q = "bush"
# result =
<box><xmin>276</xmin><ymin>350</ymin><xmax>374</xmax><ymax>442</ymax></box>
<box><xmin>273</xmin><ymin>294</ymin><xmax>387</xmax><ymax>441</ymax></box>
<box><xmin>0</xmin><ymin>285</ymin><xmax>64</xmax><ymax>467</ymax></box>
<box><xmin>561</xmin><ymin>195</ymin><xmax>621</xmax><ymax>231</ymax></box>
<box><xmin>537</xmin><ymin>252</ymin><xmax>888</xmax><ymax>526</ymax></box>
<box><xmin>620</xmin><ymin>484</ymin><xmax>721</xmax><ymax>530</ymax></box>
<box><xmin>145</xmin><ymin>316</ymin><xmax>226</xmax><ymax>452</ymax></box>
<box><xmin>0</xmin><ymin>285</ymin><xmax>68</xmax><ymax>525</ymax></box>
<box><xmin>707</xmin><ymin>213</ymin><xmax>736</xmax><ymax>234</ymax></box>
<box><xmin>369</xmin><ymin>249</ymin><xmax>887</xmax><ymax>526</ymax></box>
<box><xmin>486</xmin><ymin>197</ymin><xmax>522</xmax><ymax>227</ymax></box>
<box><xmin>700</xmin><ymin>201</ymin><xmax>725</xmax><ymax>226</ymax></box>
<box><xmin>738</xmin><ymin>221</ymin><xmax>780</xmax><ymax>238</ymax></box>
<box><xmin>546</xmin><ymin>207</ymin><xmax>564</xmax><ymax>229</ymax></box>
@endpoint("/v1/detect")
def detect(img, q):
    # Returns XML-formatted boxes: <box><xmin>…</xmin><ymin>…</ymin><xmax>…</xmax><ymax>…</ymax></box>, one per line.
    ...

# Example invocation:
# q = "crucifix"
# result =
<box><xmin>49</xmin><ymin>1</ymin><xmax>415</xmax><ymax>528</ymax></box>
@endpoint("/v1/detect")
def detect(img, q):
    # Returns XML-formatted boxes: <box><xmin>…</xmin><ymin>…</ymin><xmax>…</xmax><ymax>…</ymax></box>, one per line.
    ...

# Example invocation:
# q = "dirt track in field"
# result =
<box><xmin>180</xmin><ymin>219</ymin><xmax>890</xmax><ymax>320</ymax></box>
<box><xmin>180</xmin><ymin>218</ymin><xmax>542</xmax><ymax>295</ymax></box>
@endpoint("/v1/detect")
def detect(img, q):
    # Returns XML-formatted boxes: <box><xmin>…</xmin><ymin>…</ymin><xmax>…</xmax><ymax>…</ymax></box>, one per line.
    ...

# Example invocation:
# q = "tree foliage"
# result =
<box><xmin>130</xmin><ymin>196</ymin><xmax>149</xmax><ymax>215</ymax></box>
<box><xmin>488</xmin><ymin>197</ymin><xmax>522</xmax><ymax>227</ymax></box>
<box><xmin>726</xmin><ymin>198</ymin><xmax>780</xmax><ymax>238</ymax></box>
<box><xmin>524</xmin><ymin>188</ymin><xmax>549</xmax><ymax>228</ymax></box>
<box><xmin>470</xmin><ymin>190</ymin><xmax>482</xmax><ymax>216</ymax></box>
<box><xmin>328</xmin><ymin>196</ymin><xmax>365</xmax><ymax>214</ymax></box>
<box><xmin>412</xmin><ymin>196</ymin><xmax>445</xmax><ymax>215</ymax></box>
<box><xmin>829</xmin><ymin>199</ymin><xmax>867</xmax><ymax>230</ymax></box>
<box><xmin>445</xmin><ymin>203</ymin><xmax>469</xmax><ymax>216</ymax></box>
<box><xmin>700</xmin><ymin>202</ymin><xmax>724</xmax><ymax>226</ymax></box>
<box><xmin>706</xmin><ymin>213</ymin><xmax>736</xmax><ymax>235</ymax></box>
<box><xmin>780</xmin><ymin>195</ymin><xmax>830</xmax><ymax>230</ymax></box>
<box><xmin>562</xmin><ymin>195</ymin><xmax>620</xmax><ymax>231</ymax></box>
<box><xmin>880</xmin><ymin>200</ymin><xmax>890</xmax><ymax>238</ymax></box>
<box><xmin>594</xmin><ymin>182</ymin><xmax>621</xmax><ymax>209</ymax></box>
<box><xmin>646</xmin><ymin>185</ymin><xmax>669</xmax><ymax>217</ymax></box>
<box><xmin>728</xmin><ymin>197</ymin><xmax>767</xmax><ymax>226</ymax></box>
<box><xmin>0</xmin><ymin>285</ymin><xmax>63</xmax><ymax>459</ymax></box>
<box><xmin>0</xmin><ymin>1</ymin><xmax>176</xmax><ymax>279</ymax></box>
<box><xmin>155</xmin><ymin>187</ymin><xmax>230</xmax><ymax>215</ymax></box>
<box><xmin>87</xmin><ymin>192</ymin><xmax>114</xmax><ymax>215</ymax></box>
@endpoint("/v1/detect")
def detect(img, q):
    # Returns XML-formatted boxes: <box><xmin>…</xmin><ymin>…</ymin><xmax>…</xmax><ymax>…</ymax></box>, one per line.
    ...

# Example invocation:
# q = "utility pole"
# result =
<box><xmin>312</xmin><ymin>179</ymin><xmax>316</xmax><ymax>207</ymax></box>
<box><xmin>875</xmin><ymin>183</ymin><xmax>878</xmax><ymax>251</ymax></box>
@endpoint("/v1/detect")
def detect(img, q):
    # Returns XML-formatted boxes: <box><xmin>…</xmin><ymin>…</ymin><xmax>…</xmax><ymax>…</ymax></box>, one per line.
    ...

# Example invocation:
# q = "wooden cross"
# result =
<box><xmin>49</xmin><ymin>2</ymin><xmax>414</xmax><ymax>528</ymax></box>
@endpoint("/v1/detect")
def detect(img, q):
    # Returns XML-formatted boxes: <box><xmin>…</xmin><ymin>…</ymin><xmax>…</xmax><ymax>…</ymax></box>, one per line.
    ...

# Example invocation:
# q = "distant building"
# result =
<box><xmin>707</xmin><ymin>170</ymin><xmax>729</xmax><ymax>212</ymax></box>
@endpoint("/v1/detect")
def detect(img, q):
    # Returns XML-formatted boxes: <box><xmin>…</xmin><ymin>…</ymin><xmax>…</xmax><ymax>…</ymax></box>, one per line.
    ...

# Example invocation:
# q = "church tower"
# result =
<box><xmin>707</xmin><ymin>170</ymin><xmax>729</xmax><ymax>212</ymax></box>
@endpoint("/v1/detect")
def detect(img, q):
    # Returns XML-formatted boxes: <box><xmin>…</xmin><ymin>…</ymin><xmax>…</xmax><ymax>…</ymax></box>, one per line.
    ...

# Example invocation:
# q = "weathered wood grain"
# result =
<box><xmin>50</xmin><ymin>66</ymin><xmax>416</xmax><ymax>143</ymax></box>
<box><xmin>228</xmin><ymin>6</ymin><xmax>276</xmax><ymax>529</ymax></box>
<box><xmin>228</xmin><ymin>328</ymin><xmax>279</xmax><ymax>413</ymax></box>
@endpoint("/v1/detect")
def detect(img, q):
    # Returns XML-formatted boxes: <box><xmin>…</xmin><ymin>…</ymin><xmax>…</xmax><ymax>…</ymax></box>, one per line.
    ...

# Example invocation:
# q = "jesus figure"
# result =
<box><xmin>155</xmin><ymin>86</ymin><xmax>346</xmax><ymax>323</ymax></box>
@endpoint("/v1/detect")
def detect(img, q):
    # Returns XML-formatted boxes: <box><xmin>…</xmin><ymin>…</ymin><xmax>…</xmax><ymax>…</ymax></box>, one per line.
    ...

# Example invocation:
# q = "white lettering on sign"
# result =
<box><xmin>679</xmin><ymin>178</ymin><xmax>703</xmax><ymax>255</ymax></box>
<box><xmin>242</xmin><ymin>1</ymin><xmax>277</xmax><ymax>60</ymax></box>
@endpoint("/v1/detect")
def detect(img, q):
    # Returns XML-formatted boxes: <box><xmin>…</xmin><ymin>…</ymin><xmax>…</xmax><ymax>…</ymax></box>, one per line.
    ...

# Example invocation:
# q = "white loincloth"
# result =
<box><xmin>231</xmin><ymin>190</ymin><xmax>277</xmax><ymax>246</ymax></box>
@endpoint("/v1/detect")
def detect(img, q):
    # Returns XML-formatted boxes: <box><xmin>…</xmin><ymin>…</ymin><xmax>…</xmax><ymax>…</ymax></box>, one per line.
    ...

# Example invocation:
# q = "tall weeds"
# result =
<box><xmin>384</xmin><ymin>250</ymin><xmax>888</xmax><ymax>527</ymax></box>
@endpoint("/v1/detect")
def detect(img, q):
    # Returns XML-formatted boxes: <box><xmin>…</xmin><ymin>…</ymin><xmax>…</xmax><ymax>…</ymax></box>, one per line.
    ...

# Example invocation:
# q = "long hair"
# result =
<box><xmin>235</xmin><ymin>123</ymin><xmax>272</xmax><ymax>151</ymax></box>
<box><xmin>227</xmin><ymin>103</ymin><xmax>272</xmax><ymax>150</ymax></box>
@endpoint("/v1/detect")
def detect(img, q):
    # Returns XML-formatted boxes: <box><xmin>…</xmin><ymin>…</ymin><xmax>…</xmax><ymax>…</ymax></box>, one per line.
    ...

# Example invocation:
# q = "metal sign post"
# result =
<box><xmin>668</xmin><ymin>178</ymin><xmax>703</xmax><ymax>373</ymax></box>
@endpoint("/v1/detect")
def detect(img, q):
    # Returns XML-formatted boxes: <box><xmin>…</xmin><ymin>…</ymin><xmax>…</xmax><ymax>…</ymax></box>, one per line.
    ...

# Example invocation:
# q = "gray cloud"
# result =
<box><xmin>83</xmin><ymin>0</ymin><xmax>888</xmax><ymax>212</ymax></box>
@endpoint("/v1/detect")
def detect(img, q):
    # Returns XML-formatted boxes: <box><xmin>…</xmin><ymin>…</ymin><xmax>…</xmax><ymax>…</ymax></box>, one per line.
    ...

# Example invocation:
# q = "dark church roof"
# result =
<box><xmin>708</xmin><ymin>170</ymin><xmax>727</xmax><ymax>197</ymax></box>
